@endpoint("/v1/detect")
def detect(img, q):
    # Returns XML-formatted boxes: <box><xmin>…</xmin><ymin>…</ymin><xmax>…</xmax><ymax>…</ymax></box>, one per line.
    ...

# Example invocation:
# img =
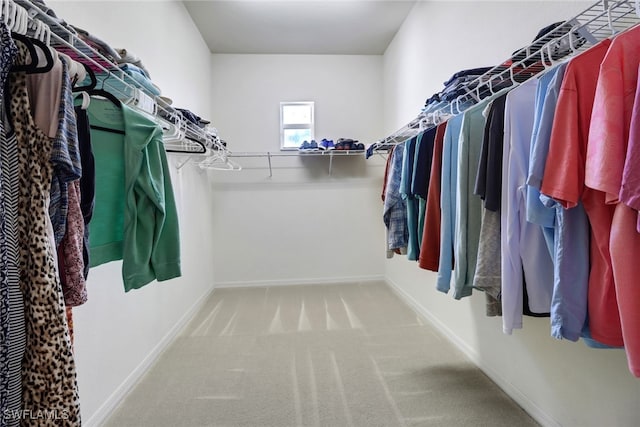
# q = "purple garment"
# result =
<box><xmin>620</xmin><ymin>63</ymin><xmax>640</xmax><ymax>231</ymax></box>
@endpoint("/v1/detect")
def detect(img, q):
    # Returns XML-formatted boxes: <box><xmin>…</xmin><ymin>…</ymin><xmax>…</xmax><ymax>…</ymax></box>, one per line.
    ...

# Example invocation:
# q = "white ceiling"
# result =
<box><xmin>183</xmin><ymin>1</ymin><xmax>416</xmax><ymax>55</ymax></box>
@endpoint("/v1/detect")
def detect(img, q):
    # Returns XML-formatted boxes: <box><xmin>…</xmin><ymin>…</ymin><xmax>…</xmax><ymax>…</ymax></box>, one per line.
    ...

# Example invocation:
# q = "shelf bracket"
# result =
<box><xmin>329</xmin><ymin>151</ymin><xmax>334</xmax><ymax>176</ymax></box>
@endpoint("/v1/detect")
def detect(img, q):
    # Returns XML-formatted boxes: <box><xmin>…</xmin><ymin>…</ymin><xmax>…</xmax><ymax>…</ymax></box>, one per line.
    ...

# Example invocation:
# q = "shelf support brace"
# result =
<box><xmin>329</xmin><ymin>152</ymin><xmax>334</xmax><ymax>176</ymax></box>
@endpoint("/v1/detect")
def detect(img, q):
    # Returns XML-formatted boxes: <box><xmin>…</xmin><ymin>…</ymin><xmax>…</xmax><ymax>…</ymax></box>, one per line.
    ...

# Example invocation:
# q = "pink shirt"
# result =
<box><xmin>587</xmin><ymin>25</ymin><xmax>640</xmax><ymax>203</ymax></box>
<box><xmin>588</xmin><ymin>27</ymin><xmax>640</xmax><ymax>377</ymax></box>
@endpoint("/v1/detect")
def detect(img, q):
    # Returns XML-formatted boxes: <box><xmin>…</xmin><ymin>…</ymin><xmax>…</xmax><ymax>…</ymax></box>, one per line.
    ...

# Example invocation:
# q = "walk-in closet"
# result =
<box><xmin>0</xmin><ymin>0</ymin><xmax>639</xmax><ymax>426</ymax></box>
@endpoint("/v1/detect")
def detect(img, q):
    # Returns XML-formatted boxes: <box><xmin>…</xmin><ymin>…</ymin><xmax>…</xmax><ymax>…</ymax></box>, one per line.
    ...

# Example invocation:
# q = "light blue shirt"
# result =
<box><xmin>526</xmin><ymin>64</ymin><xmax>567</xmax><ymax>254</ymax></box>
<box><xmin>400</xmin><ymin>136</ymin><xmax>420</xmax><ymax>261</ymax></box>
<box><xmin>540</xmin><ymin>195</ymin><xmax>590</xmax><ymax>341</ymax></box>
<box><xmin>524</xmin><ymin>63</ymin><xmax>590</xmax><ymax>342</ymax></box>
<box><xmin>436</xmin><ymin>115</ymin><xmax>463</xmax><ymax>293</ymax></box>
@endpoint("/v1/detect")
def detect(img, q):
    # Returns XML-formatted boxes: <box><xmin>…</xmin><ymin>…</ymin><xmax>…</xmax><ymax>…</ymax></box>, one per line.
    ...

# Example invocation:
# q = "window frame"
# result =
<box><xmin>280</xmin><ymin>101</ymin><xmax>315</xmax><ymax>151</ymax></box>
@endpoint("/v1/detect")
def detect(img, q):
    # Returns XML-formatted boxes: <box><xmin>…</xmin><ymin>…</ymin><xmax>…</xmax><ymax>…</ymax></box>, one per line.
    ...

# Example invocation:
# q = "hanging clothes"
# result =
<box><xmin>502</xmin><ymin>78</ymin><xmax>554</xmax><ymax>335</ymax></box>
<box><xmin>383</xmin><ymin>142</ymin><xmax>408</xmax><ymax>257</ymax></box>
<box><xmin>586</xmin><ymin>25</ymin><xmax>640</xmax><ymax>377</ymax></box>
<box><xmin>419</xmin><ymin>122</ymin><xmax>447</xmax><ymax>272</ymax></box>
<box><xmin>47</xmin><ymin>58</ymin><xmax>82</xmax><ymax>248</ymax></box>
<box><xmin>74</xmin><ymin>103</ymin><xmax>94</xmax><ymax>279</ymax></box>
<box><xmin>10</xmin><ymin>43</ymin><xmax>81</xmax><ymax>426</ymax></box>
<box><xmin>59</xmin><ymin>179</ymin><xmax>86</xmax><ymax>306</ymax></box>
<box><xmin>622</xmin><ymin>68</ymin><xmax>640</xmax><ymax>224</ymax></box>
<box><xmin>87</xmin><ymin>98</ymin><xmax>181</xmax><ymax>291</ymax></box>
<box><xmin>50</xmin><ymin>56</ymin><xmax>86</xmax><ymax>307</ymax></box>
<box><xmin>540</xmin><ymin>39</ymin><xmax>621</xmax><ymax>347</ymax></box>
<box><xmin>474</xmin><ymin>93</ymin><xmax>507</xmax><ymax>317</ymax></box>
<box><xmin>436</xmin><ymin>114</ymin><xmax>463</xmax><ymax>294</ymax></box>
<box><xmin>400</xmin><ymin>136</ymin><xmax>420</xmax><ymax>260</ymax></box>
<box><xmin>411</xmin><ymin>127</ymin><xmax>436</xmax><ymax>253</ymax></box>
<box><xmin>0</xmin><ymin>22</ymin><xmax>18</xmax><ymax>427</ymax></box>
<box><xmin>453</xmin><ymin>101</ymin><xmax>487</xmax><ymax>300</ymax></box>
<box><xmin>526</xmin><ymin>66</ymin><xmax>564</xmax><ymax>255</ymax></box>
<box><xmin>525</xmin><ymin>62</ymin><xmax>591</xmax><ymax>343</ymax></box>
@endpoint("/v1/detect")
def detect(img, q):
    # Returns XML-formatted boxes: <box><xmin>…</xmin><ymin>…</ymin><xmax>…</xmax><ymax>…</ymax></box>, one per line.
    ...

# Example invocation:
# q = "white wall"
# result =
<box><xmin>209</xmin><ymin>54</ymin><xmax>387</xmax><ymax>286</ymax></box>
<box><xmin>384</xmin><ymin>1</ymin><xmax>640</xmax><ymax>426</ymax></box>
<box><xmin>46</xmin><ymin>2</ymin><xmax>215</xmax><ymax>425</ymax></box>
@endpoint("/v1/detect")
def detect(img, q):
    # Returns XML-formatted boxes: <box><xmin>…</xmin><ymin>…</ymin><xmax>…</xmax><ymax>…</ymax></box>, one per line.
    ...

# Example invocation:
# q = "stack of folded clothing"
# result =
<box><xmin>115</xmin><ymin>48</ymin><xmax>151</xmax><ymax>77</ymax></box>
<box><xmin>118</xmin><ymin>63</ymin><xmax>161</xmax><ymax>96</ymax></box>
<box><xmin>334</xmin><ymin>138</ymin><xmax>364</xmax><ymax>151</ymax></box>
<box><xmin>115</xmin><ymin>48</ymin><xmax>161</xmax><ymax>96</ymax></box>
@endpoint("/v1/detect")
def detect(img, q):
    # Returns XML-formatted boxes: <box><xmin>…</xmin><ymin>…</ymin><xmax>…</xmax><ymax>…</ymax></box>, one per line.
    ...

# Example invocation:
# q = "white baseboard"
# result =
<box><xmin>83</xmin><ymin>284</ymin><xmax>216</xmax><ymax>427</ymax></box>
<box><xmin>385</xmin><ymin>278</ymin><xmax>560</xmax><ymax>427</ymax></box>
<box><xmin>215</xmin><ymin>275</ymin><xmax>385</xmax><ymax>288</ymax></box>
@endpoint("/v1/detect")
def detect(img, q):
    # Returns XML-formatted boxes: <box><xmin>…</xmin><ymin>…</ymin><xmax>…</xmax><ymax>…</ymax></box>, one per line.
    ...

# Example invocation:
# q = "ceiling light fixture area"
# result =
<box><xmin>183</xmin><ymin>1</ymin><xmax>416</xmax><ymax>55</ymax></box>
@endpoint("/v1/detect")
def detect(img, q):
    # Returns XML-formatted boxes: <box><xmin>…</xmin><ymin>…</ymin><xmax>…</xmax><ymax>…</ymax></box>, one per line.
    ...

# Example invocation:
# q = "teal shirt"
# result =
<box><xmin>453</xmin><ymin>101</ymin><xmax>488</xmax><ymax>299</ymax></box>
<box><xmin>88</xmin><ymin>99</ymin><xmax>181</xmax><ymax>291</ymax></box>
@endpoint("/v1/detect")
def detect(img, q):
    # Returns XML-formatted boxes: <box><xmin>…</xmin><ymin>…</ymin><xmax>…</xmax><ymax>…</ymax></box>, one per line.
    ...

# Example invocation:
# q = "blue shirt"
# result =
<box><xmin>526</xmin><ymin>63</ymin><xmax>589</xmax><ymax>341</ymax></box>
<box><xmin>526</xmin><ymin>64</ymin><xmax>567</xmax><ymax>254</ymax></box>
<box><xmin>524</xmin><ymin>63</ymin><xmax>590</xmax><ymax>342</ymax></box>
<box><xmin>400</xmin><ymin>137</ymin><xmax>420</xmax><ymax>260</ymax></box>
<box><xmin>436</xmin><ymin>115</ymin><xmax>463</xmax><ymax>293</ymax></box>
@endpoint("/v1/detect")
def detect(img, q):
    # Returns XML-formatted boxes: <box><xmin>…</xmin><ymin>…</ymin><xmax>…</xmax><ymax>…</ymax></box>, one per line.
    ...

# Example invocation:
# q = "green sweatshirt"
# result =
<box><xmin>88</xmin><ymin>99</ymin><xmax>181</xmax><ymax>291</ymax></box>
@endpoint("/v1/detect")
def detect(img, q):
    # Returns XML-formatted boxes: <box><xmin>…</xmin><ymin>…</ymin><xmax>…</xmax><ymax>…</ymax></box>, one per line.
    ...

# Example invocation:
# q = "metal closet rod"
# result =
<box><xmin>372</xmin><ymin>0</ymin><xmax>640</xmax><ymax>150</ymax></box>
<box><xmin>226</xmin><ymin>150</ymin><xmax>365</xmax><ymax>177</ymax></box>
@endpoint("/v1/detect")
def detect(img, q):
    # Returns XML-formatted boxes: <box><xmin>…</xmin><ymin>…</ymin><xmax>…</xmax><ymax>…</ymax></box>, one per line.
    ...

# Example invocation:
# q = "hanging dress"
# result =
<box><xmin>9</xmin><ymin>44</ymin><xmax>80</xmax><ymax>426</ymax></box>
<box><xmin>0</xmin><ymin>22</ymin><xmax>18</xmax><ymax>427</ymax></box>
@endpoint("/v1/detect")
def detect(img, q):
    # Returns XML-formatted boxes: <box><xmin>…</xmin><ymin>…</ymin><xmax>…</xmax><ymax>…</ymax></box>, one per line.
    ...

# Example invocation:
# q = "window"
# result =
<box><xmin>280</xmin><ymin>102</ymin><xmax>314</xmax><ymax>150</ymax></box>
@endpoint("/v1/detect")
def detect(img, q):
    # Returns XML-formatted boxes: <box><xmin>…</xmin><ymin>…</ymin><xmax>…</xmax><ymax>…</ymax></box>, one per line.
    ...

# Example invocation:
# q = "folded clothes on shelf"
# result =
<box><xmin>118</xmin><ymin>63</ymin><xmax>161</xmax><ymax>96</ymax></box>
<box><xmin>115</xmin><ymin>47</ymin><xmax>152</xmax><ymax>78</ymax></box>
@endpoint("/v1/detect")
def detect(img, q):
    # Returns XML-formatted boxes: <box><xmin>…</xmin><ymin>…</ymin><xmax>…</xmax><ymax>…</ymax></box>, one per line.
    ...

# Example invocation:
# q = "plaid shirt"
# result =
<box><xmin>50</xmin><ymin>57</ymin><xmax>82</xmax><ymax>245</ymax></box>
<box><xmin>383</xmin><ymin>142</ymin><xmax>408</xmax><ymax>252</ymax></box>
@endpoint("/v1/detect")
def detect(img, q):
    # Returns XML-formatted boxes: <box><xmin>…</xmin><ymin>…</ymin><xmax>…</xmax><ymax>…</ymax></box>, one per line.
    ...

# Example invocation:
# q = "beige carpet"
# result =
<box><xmin>103</xmin><ymin>281</ymin><xmax>538</xmax><ymax>427</ymax></box>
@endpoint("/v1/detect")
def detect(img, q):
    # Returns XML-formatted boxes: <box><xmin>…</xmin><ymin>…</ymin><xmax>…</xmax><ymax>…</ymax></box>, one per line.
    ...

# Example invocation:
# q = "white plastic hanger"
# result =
<box><xmin>15</xmin><ymin>4</ymin><xmax>28</xmax><ymax>35</ymax></box>
<box><xmin>4</xmin><ymin>0</ymin><xmax>15</xmax><ymax>29</ymax></box>
<box><xmin>198</xmin><ymin>150</ymin><xmax>242</xmax><ymax>172</ymax></box>
<box><xmin>74</xmin><ymin>91</ymin><xmax>91</xmax><ymax>110</ymax></box>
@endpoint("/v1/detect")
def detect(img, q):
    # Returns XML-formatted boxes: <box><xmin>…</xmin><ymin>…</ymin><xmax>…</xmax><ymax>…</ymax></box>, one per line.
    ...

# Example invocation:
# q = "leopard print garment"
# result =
<box><xmin>9</xmin><ymin>45</ymin><xmax>80</xmax><ymax>426</ymax></box>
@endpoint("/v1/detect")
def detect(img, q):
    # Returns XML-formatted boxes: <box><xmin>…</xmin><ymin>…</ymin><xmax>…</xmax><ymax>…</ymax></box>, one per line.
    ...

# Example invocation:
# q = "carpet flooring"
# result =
<box><xmin>103</xmin><ymin>281</ymin><xmax>539</xmax><ymax>427</ymax></box>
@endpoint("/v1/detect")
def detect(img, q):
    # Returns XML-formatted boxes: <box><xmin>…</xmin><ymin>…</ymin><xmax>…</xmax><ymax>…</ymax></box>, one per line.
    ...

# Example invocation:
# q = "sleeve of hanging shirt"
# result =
<box><xmin>122</xmin><ymin>106</ymin><xmax>181</xmax><ymax>291</ymax></box>
<box><xmin>453</xmin><ymin>105</ymin><xmax>486</xmax><ymax>299</ymax></box>
<box><xmin>621</xmin><ymin>67</ymin><xmax>640</xmax><ymax>224</ymax></box>
<box><xmin>586</xmin><ymin>29</ymin><xmax>640</xmax><ymax>204</ymax></box>
<box><xmin>436</xmin><ymin>115</ymin><xmax>463</xmax><ymax>294</ymax></box>
<box><xmin>501</xmin><ymin>92</ymin><xmax>523</xmax><ymax>334</ymax></box>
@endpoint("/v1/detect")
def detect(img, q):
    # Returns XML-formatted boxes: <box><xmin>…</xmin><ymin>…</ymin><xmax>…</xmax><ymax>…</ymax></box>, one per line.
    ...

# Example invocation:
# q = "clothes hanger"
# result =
<box><xmin>16</xmin><ymin>35</ymin><xmax>55</xmax><ymax>74</ymax></box>
<box><xmin>9</xmin><ymin>5</ymin><xmax>54</xmax><ymax>74</ymax></box>
<box><xmin>198</xmin><ymin>150</ymin><xmax>242</xmax><ymax>171</ymax></box>
<box><xmin>87</xmin><ymin>70</ymin><xmax>122</xmax><ymax>109</ymax></box>
<box><xmin>607</xmin><ymin>1</ymin><xmax>620</xmax><ymax>36</ymax></box>
<box><xmin>74</xmin><ymin>91</ymin><xmax>90</xmax><ymax>110</ymax></box>
<box><xmin>13</xmin><ymin>2</ymin><xmax>26</xmax><ymax>35</ymax></box>
<box><xmin>57</xmin><ymin>51</ymin><xmax>86</xmax><ymax>86</ymax></box>
<box><xmin>73</xmin><ymin>62</ymin><xmax>96</xmax><ymax>92</ymax></box>
<box><xmin>166</xmin><ymin>136</ymin><xmax>206</xmax><ymax>155</ymax></box>
<box><xmin>86</xmin><ymin>70</ymin><xmax>126</xmax><ymax>135</ymax></box>
<box><xmin>2</xmin><ymin>0</ymin><xmax>13</xmax><ymax>28</ymax></box>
